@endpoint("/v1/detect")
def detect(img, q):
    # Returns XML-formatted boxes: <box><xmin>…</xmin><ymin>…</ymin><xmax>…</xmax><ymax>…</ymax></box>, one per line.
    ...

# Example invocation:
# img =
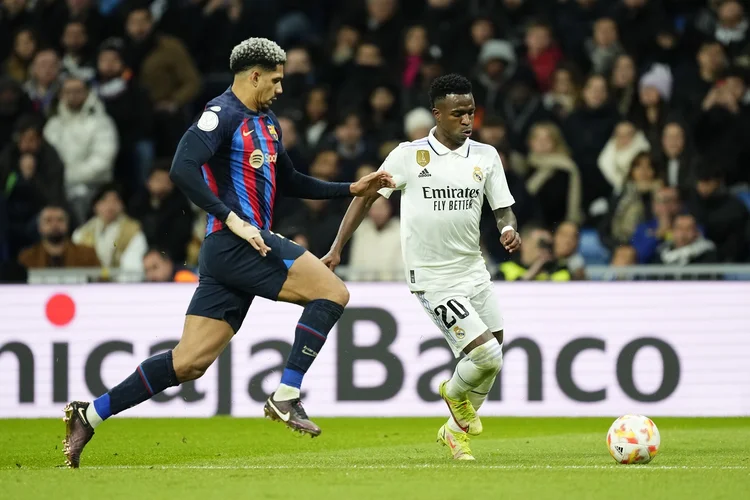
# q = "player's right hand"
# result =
<box><xmin>225</xmin><ymin>212</ymin><xmax>272</xmax><ymax>257</ymax></box>
<box><xmin>321</xmin><ymin>250</ymin><xmax>341</xmax><ymax>271</ymax></box>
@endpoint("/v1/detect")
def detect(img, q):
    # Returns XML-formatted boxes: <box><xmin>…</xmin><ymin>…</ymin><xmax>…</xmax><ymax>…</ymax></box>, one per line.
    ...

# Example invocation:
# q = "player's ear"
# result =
<box><xmin>432</xmin><ymin>107</ymin><xmax>440</xmax><ymax>122</ymax></box>
<box><xmin>250</xmin><ymin>69</ymin><xmax>262</xmax><ymax>87</ymax></box>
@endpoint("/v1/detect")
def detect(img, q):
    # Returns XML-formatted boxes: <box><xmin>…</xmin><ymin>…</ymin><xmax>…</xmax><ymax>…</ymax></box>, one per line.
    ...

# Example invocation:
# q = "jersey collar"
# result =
<box><xmin>427</xmin><ymin>127</ymin><xmax>471</xmax><ymax>158</ymax></box>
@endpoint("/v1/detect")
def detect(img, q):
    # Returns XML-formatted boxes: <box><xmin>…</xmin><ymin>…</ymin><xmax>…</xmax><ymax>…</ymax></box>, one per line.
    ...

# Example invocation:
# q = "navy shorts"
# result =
<box><xmin>186</xmin><ymin>228</ymin><xmax>306</xmax><ymax>332</ymax></box>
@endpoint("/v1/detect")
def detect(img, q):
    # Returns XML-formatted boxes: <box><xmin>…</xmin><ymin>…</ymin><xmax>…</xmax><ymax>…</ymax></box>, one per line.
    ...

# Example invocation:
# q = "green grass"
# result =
<box><xmin>1</xmin><ymin>418</ymin><xmax>749</xmax><ymax>499</ymax></box>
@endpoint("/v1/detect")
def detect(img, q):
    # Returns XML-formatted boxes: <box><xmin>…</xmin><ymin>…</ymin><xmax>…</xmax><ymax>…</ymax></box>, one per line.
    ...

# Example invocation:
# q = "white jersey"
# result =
<box><xmin>378</xmin><ymin>127</ymin><xmax>515</xmax><ymax>292</ymax></box>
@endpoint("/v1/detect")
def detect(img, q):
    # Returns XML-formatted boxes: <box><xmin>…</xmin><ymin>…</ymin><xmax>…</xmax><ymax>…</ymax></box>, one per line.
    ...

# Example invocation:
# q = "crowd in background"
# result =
<box><xmin>1</xmin><ymin>0</ymin><xmax>750</xmax><ymax>283</ymax></box>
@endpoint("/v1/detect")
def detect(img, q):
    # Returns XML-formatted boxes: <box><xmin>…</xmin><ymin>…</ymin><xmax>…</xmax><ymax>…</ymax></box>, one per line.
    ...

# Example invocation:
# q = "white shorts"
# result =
<box><xmin>413</xmin><ymin>281</ymin><xmax>504</xmax><ymax>358</ymax></box>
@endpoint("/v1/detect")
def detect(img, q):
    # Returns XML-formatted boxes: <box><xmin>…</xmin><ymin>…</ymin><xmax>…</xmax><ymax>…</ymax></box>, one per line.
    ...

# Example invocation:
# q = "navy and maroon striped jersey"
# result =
<box><xmin>189</xmin><ymin>88</ymin><xmax>284</xmax><ymax>236</ymax></box>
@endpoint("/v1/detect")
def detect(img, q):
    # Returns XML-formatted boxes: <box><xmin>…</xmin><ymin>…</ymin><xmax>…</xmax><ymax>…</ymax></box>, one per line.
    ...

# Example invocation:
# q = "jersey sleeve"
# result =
<box><xmin>187</xmin><ymin>105</ymin><xmax>234</xmax><ymax>155</ymax></box>
<box><xmin>484</xmin><ymin>149</ymin><xmax>516</xmax><ymax>210</ymax></box>
<box><xmin>377</xmin><ymin>144</ymin><xmax>408</xmax><ymax>199</ymax></box>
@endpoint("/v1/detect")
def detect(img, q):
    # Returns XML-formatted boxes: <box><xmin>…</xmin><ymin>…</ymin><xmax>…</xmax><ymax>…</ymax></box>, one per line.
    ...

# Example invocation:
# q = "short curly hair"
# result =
<box><xmin>229</xmin><ymin>38</ymin><xmax>287</xmax><ymax>74</ymax></box>
<box><xmin>428</xmin><ymin>74</ymin><xmax>472</xmax><ymax>108</ymax></box>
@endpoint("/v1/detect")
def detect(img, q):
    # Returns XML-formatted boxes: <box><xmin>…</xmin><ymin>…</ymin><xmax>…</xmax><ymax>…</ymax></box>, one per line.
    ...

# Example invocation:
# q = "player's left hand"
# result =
<box><xmin>350</xmin><ymin>171</ymin><xmax>395</xmax><ymax>197</ymax></box>
<box><xmin>501</xmin><ymin>229</ymin><xmax>522</xmax><ymax>253</ymax></box>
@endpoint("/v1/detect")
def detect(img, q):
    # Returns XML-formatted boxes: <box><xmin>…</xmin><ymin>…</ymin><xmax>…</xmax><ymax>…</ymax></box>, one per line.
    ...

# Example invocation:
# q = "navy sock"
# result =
<box><xmin>280</xmin><ymin>299</ymin><xmax>344</xmax><ymax>390</ymax></box>
<box><xmin>93</xmin><ymin>350</ymin><xmax>179</xmax><ymax>419</ymax></box>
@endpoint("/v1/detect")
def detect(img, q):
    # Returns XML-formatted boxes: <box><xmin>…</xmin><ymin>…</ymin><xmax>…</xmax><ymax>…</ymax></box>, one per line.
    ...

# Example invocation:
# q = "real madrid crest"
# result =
<box><xmin>416</xmin><ymin>150</ymin><xmax>430</xmax><ymax>168</ymax></box>
<box><xmin>473</xmin><ymin>166</ymin><xmax>483</xmax><ymax>182</ymax></box>
<box><xmin>452</xmin><ymin>325</ymin><xmax>466</xmax><ymax>339</ymax></box>
<box><xmin>249</xmin><ymin>149</ymin><xmax>264</xmax><ymax>169</ymax></box>
<box><xmin>267</xmin><ymin>124</ymin><xmax>279</xmax><ymax>140</ymax></box>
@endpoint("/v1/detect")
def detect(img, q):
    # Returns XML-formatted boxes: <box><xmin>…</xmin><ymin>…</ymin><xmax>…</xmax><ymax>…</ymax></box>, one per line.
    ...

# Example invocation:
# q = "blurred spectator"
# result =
<box><xmin>72</xmin><ymin>183</ymin><xmax>147</xmax><ymax>273</ymax></box>
<box><xmin>611</xmin><ymin>244</ymin><xmax>637</xmax><ymax>267</ymax></box>
<box><xmin>18</xmin><ymin>204</ymin><xmax>100</xmax><ymax>268</ymax></box>
<box><xmin>0</xmin><ymin>0</ymin><xmax>35</xmax><ymax>63</ymax></box>
<box><xmin>631</xmin><ymin>186</ymin><xmax>682</xmax><ymax>263</ymax></box>
<box><xmin>4</xmin><ymin>27</ymin><xmax>38</xmax><ymax>84</ymax></box>
<box><xmin>403</xmin><ymin>107</ymin><xmax>434</xmax><ymax>141</ymax></box>
<box><xmin>129</xmin><ymin>161</ymin><xmax>193</xmax><ymax>264</ymax></box>
<box><xmin>543</xmin><ymin>63</ymin><xmax>582</xmax><ymax>121</ymax></box>
<box><xmin>472</xmin><ymin>39</ymin><xmax>519</xmax><ymax>119</ymax></box>
<box><xmin>600</xmin><ymin>152</ymin><xmax>662</xmax><ymax>250</ymax></box>
<box><xmin>674</xmin><ymin>41</ymin><xmax>726</xmax><ymax>119</ymax></box>
<box><xmin>656</xmin><ymin>213</ymin><xmax>719</xmax><ymax>265</ymax></box>
<box><xmin>456</xmin><ymin>15</ymin><xmax>495</xmax><ymax>76</ymax></box>
<box><xmin>476</xmin><ymin>115</ymin><xmax>525</xmax><ymax>174</ymax></box>
<box><xmin>124</xmin><ymin>6</ymin><xmax>200</xmax><ymax>156</ymax></box>
<box><xmin>142</xmin><ymin>248</ymin><xmax>197</xmax><ymax>283</ymax></box>
<box><xmin>328</xmin><ymin>112</ymin><xmax>371</xmax><ymax>177</ymax></box>
<box><xmin>564</xmin><ymin>73</ymin><xmax>621</xmax><ymax>209</ymax></box>
<box><xmin>500</xmin><ymin>72</ymin><xmax>551</xmax><ymax>153</ymax></box>
<box><xmin>336</xmin><ymin>42</ymin><xmax>386</xmax><ymax>113</ymax></box>
<box><xmin>274</xmin><ymin>46</ymin><xmax>315</xmax><ymax>115</ymax></box>
<box><xmin>553</xmin><ymin>221</ymin><xmax>586</xmax><ymax>280</ymax></box>
<box><xmin>301</xmin><ymin>86</ymin><xmax>333</xmax><ymax>151</ymax></box>
<box><xmin>191</xmin><ymin>0</ymin><xmax>254</xmax><ymax>74</ymax></box>
<box><xmin>612</xmin><ymin>0</ymin><xmax>666</xmax><ymax>59</ymax></box>
<box><xmin>360</xmin><ymin>0</ymin><xmax>403</xmax><ymax>59</ymax></box>
<box><xmin>93</xmin><ymin>37</ymin><xmax>154</xmax><ymax>192</ymax></box>
<box><xmin>524</xmin><ymin>122</ymin><xmax>583</xmax><ymax>227</ymax></box>
<box><xmin>402</xmin><ymin>24</ymin><xmax>429</xmax><ymax>88</ymax></box>
<box><xmin>597</xmin><ymin>121</ymin><xmax>651</xmax><ymax>195</ymax></box>
<box><xmin>554</xmin><ymin>0</ymin><xmax>608</xmax><ymax>68</ymax></box>
<box><xmin>498</xmin><ymin>224</ymin><xmax>572</xmax><ymax>281</ymax></box>
<box><xmin>694</xmin><ymin>76</ymin><xmax>748</xmax><ymax>186</ymax></box>
<box><xmin>277</xmin><ymin>114</ymin><xmax>309</xmax><ymax>174</ymax></box>
<box><xmin>278</xmin><ymin>198</ymin><xmax>342</xmax><ymax>258</ymax></box>
<box><xmin>713</xmin><ymin>0</ymin><xmax>748</xmax><ymax>58</ymax></box>
<box><xmin>630</xmin><ymin>63</ymin><xmax>674</xmax><ymax>149</ymax></box>
<box><xmin>423</xmin><ymin>0</ymin><xmax>469</xmax><ymax>70</ymax></box>
<box><xmin>401</xmin><ymin>49</ymin><xmax>444</xmax><ymax>112</ymax></box>
<box><xmin>368</xmin><ymin>83</ymin><xmax>402</xmax><ymax>143</ymax></box>
<box><xmin>660</xmin><ymin>122</ymin><xmax>696</xmax><ymax>196</ymax></box>
<box><xmin>24</xmin><ymin>49</ymin><xmax>62</xmax><ymax>116</ymax></box>
<box><xmin>36</xmin><ymin>0</ymin><xmax>103</xmax><ymax>52</ymax></box>
<box><xmin>686</xmin><ymin>163</ymin><xmax>750</xmax><ymax>262</ymax></box>
<box><xmin>348</xmin><ymin>196</ymin><xmax>402</xmax><ymax>281</ymax></box>
<box><xmin>61</xmin><ymin>20</ymin><xmax>95</xmax><ymax>81</ymax></box>
<box><xmin>0</xmin><ymin>114</ymin><xmax>65</xmax><ymax>258</ymax></box>
<box><xmin>0</xmin><ymin>77</ymin><xmax>33</xmax><ymax>146</ymax></box>
<box><xmin>43</xmin><ymin>75</ymin><xmax>118</xmax><ymax>224</ymax></box>
<box><xmin>585</xmin><ymin>17</ymin><xmax>624</xmax><ymax>75</ymax></box>
<box><xmin>524</xmin><ymin>21</ymin><xmax>563</xmax><ymax>92</ymax></box>
<box><xmin>609</xmin><ymin>53</ymin><xmax>638</xmax><ymax>117</ymax></box>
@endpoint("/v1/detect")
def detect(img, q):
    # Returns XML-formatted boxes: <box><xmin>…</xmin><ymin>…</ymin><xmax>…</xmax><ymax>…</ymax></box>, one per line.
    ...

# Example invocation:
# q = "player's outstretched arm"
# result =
<box><xmin>276</xmin><ymin>152</ymin><xmax>393</xmax><ymax>199</ymax></box>
<box><xmin>322</xmin><ymin>194</ymin><xmax>381</xmax><ymax>271</ymax></box>
<box><xmin>494</xmin><ymin>206</ymin><xmax>522</xmax><ymax>253</ymax></box>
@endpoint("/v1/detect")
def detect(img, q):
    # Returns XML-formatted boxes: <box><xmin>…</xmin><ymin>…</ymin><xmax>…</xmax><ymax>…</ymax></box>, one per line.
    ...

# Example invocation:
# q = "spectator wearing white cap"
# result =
<box><xmin>630</xmin><ymin>63</ymin><xmax>676</xmax><ymax>151</ymax></box>
<box><xmin>403</xmin><ymin>107</ymin><xmax>434</xmax><ymax>141</ymax></box>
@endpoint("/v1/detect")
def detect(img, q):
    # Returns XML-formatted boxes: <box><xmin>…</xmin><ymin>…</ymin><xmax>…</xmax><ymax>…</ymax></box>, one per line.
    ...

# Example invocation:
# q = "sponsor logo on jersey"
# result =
<box><xmin>418</xmin><ymin>168</ymin><xmax>431</xmax><ymax>178</ymax></box>
<box><xmin>249</xmin><ymin>149</ymin><xmax>264</xmax><ymax>168</ymax></box>
<box><xmin>473</xmin><ymin>167</ymin><xmax>483</xmax><ymax>182</ymax></box>
<box><xmin>452</xmin><ymin>326</ymin><xmax>466</xmax><ymax>339</ymax></box>
<box><xmin>267</xmin><ymin>124</ymin><xmax>279</xmax><ymax>140</ymax></box>
<box><xmin>416</xmin><ymin>150</ymin><xmax>430</xmax><ymax>167</ymax></box>
<box><xmin>422</xmin><ymin>186</ymin><xmax>480</xmax><ymax>211</ymax></box>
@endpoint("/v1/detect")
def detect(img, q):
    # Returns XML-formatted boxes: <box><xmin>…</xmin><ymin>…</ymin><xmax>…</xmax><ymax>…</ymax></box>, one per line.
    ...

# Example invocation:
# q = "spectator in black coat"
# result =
<box><xmin>0</xmin><ymin>114</ymin><xmax>65</xmax><ymax>259</ymax></box>
<box><xmin>93</xmin><ymin>37</ymin><xmax>154</xmax><ymax>196</ymax></box>
<box><xmin>656</xmin><ymin>213</ymin><xmax>720</xmax><ymax>265</ymax></box>
<box><xmin>563</xmin><ymin>73</ymin><xmax>621</xmax><ymax>209</ymax></box>
<box><xmin>686</xmin><ymin>163</ymin><xmax>750</xmax><ymax>262</ymax></box>
<box><xmin>129</xmin><ymin>161</ymin><xmax>194</xmax><ymax>265</ymax></box>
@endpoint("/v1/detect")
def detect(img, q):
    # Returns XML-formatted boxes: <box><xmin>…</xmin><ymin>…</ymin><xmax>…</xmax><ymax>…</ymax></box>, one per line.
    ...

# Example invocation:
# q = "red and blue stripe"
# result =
<box><xmin>256</xmin><ymin>116</ymin><xmax>278</xmax><ymax>229</ymax></box>
<box><xmin>230</xmin><ymin>120</ymin><xmax>261</xmax><ymax>229</ymax></box>
<box><xmin>201</xmin><ymin>164</ymin><xmax>223</xmax><ymax>235</ymax></box>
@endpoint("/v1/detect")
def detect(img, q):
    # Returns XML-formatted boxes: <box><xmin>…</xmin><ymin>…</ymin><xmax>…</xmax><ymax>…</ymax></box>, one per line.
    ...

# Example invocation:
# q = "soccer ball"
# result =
<box><xmin>606</xmin><ymin>414</ymin><xmax>660</xmax><ymax>464</ymax></box>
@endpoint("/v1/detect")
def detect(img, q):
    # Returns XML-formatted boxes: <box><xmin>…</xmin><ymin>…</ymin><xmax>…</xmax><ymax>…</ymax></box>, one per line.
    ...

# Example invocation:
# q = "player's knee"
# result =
<box><xmin>470</xmin><ymin>338</ymin><xmax>504</xmax><ymax>375</ymax></box>
<box><xmin>172</xmin><ymin>352</ymin><xmax>212</xmax><ymax>382</ymax></box>
<box><xmin>324</xmin><ymin>281</ymin><xmax>350</xmax><ymax>307</ymax></box>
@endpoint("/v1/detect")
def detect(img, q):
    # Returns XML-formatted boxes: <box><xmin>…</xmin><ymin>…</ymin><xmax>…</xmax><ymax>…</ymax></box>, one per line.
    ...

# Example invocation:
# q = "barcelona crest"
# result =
<box><xmin>267</xmin><ymin>124</ymin><xmax>279</xmax><ymax>140</ymax></box>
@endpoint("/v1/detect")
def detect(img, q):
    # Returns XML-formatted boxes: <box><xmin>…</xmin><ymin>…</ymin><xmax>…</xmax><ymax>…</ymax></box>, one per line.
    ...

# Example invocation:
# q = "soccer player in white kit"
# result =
<box><xmin>323</xmin><ymin>74</ymin><xmax>522</xmax><ymax>460</ymax></box>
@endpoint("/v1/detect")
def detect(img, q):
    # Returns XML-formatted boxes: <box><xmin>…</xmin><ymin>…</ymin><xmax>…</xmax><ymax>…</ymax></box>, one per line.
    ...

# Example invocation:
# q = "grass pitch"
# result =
<box><xmin>1</xmin><ymin>417</ymin><xmax>748</xmax><ymax>499</ymax></box>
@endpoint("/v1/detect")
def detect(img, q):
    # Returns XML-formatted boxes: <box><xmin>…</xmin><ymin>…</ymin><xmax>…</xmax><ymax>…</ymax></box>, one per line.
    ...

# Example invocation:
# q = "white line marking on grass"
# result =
<box><xmin>80</xmin><ymin>464</ymin><xmax>749</xmax><ymax>471</ymax></box>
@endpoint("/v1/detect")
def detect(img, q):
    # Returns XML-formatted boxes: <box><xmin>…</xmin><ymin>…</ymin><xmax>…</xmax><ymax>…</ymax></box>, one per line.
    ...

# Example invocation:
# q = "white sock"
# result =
<box><xmin>273</xmin><ymin>383</ymin><xmax>300</xmax><ymax>402</ymax></box>
<box><xmin>86</xmin><ymin>404</ymin><xmax>103</xmax><ymax>429</ymax></box>
<box><xmin>468</xmin><ymin>374</ymin><xmax>497</xmax><ymax>412</ymax></box>
<box><xmin>447</xmin><ymin>417</ymin><xmax>465</xmax><ymax>434</ymax></box>
<box><xmin>445</xmin><ymin>339</ymin><xmax>503</xmax><ymax>400</ymax></box>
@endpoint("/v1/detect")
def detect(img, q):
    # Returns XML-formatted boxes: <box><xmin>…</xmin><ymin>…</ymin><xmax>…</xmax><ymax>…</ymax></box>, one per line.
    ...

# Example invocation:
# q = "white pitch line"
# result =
<box><xmin>75</xmin><ymin>464</ymin><xmax>749</xmax><ymax>471</ymax></box>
